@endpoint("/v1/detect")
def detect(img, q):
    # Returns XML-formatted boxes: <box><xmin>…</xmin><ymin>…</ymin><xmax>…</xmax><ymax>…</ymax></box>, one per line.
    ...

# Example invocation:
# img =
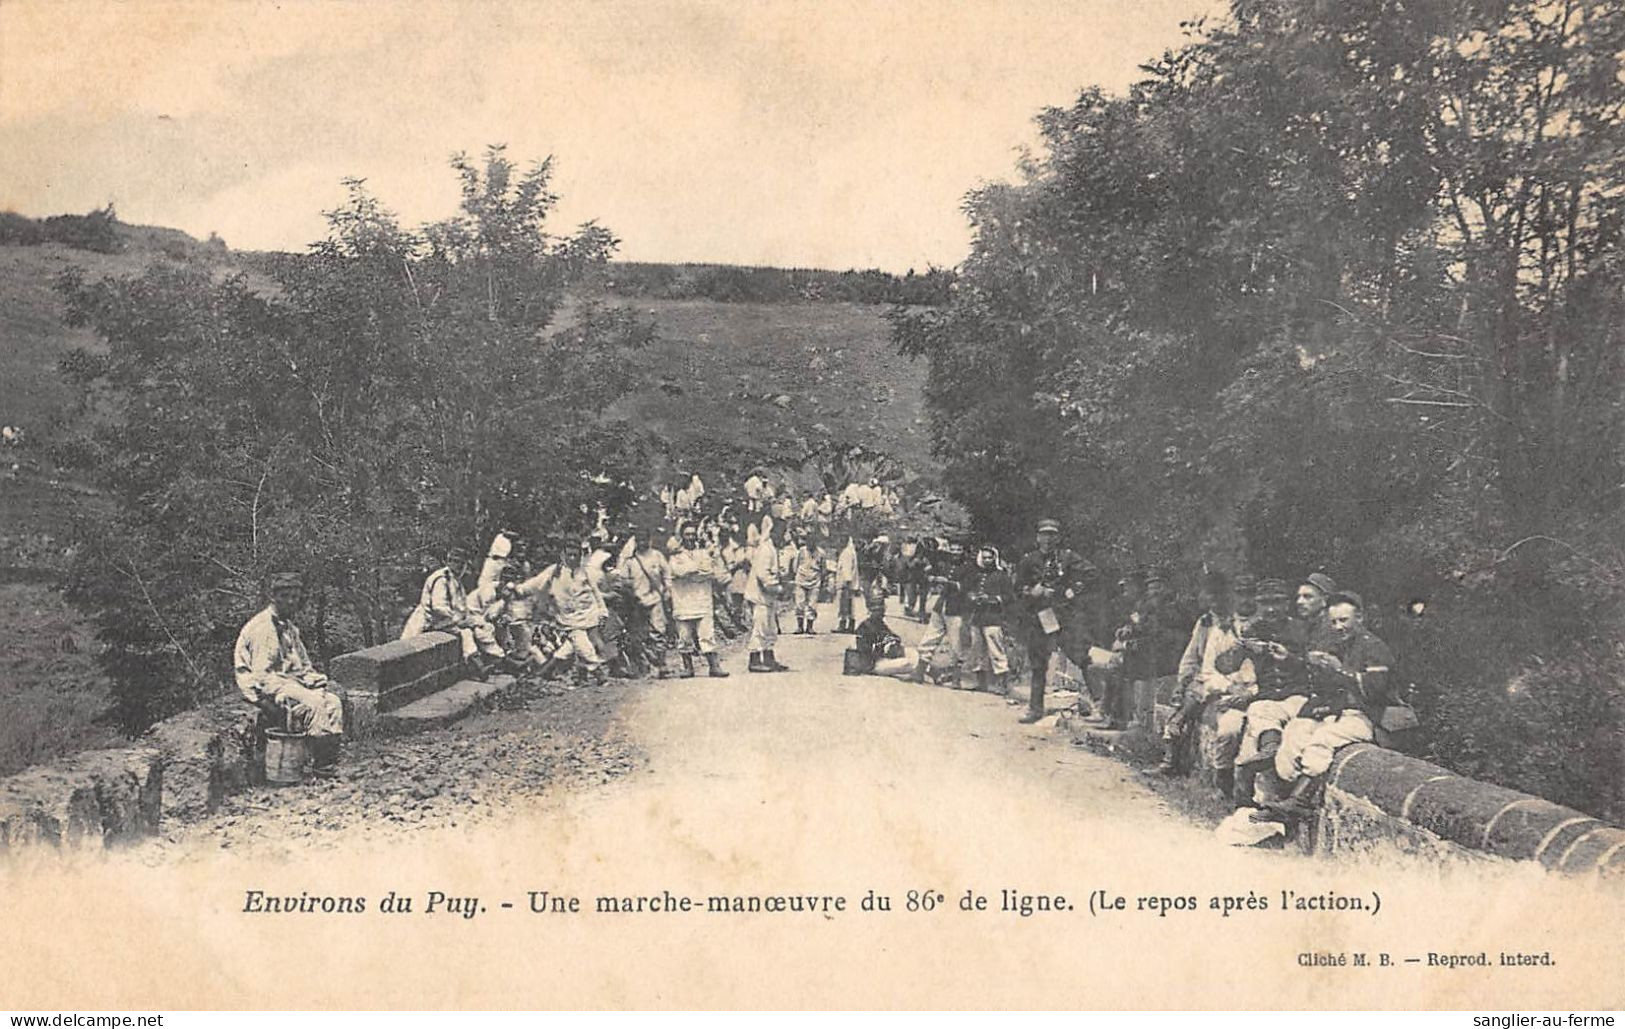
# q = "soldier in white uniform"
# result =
<box><xmin>669</xmin><ymin>520</ymin><xmax>732</xmax><ymax>678</ymax></box>
<box><xmin>233</xmin><ymin>571</ymin><xmax>344</xmax><ymax>774</ymax></box>
<box><xmin>746</xmin><ymin>517</ymin><xmax>790</xmax><ymax>673</ymax></box>
<box><xmin>402</xmin><ymin>547</ymin><xmax>506</xmax><ymax>678</ymax></box>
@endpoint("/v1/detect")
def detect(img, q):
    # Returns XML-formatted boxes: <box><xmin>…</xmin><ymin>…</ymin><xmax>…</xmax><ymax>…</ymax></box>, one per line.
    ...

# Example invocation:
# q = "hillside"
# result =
<box><xmin>603</xmin><ymin>297</ymin><xmax>934</xmax><ymax>485</ymax></box>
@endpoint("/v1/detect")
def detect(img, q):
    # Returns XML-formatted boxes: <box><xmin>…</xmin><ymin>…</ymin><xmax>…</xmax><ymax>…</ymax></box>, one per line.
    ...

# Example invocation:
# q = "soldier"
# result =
<box><xmin>669</xmin><ymin>520</ymin><xmax>732</xmax><ymax>679</ymax></box>
<box><xmin>402</xmin><ymin>544</ymin><xmax>507</xmax><ymax>679</ymax></box>
<box><xmin>792</xmin><ymin>527</ymin><xmax>826</xmax><ymax>634</ymax></box>
<box><xmin>963</xmin><ymin>545</ymin><xmax>1016</xmax><ymax>694</ymax></box>
<box><xmin>620</xmin><ymin>533</ymin><xmax>674</xmax><ymax>679</ymax></box>
<box><xmin>746</xmin><ymin>517</ymin><xmax>791</xmax><ymax>673</ymax></box>
<box><xmin>542</xmin><ymin>540</ymin><xmax>612</xmax><ymax>688</ymax></box>
<box><xmin>1094</xmin><ymin>568</ymin><xmax>1184</xmax><ymax>731</ymax></box>
<box><xmin>233</xmin><ymin>571</ymin><xmax>345</xmax><ymax>775</ymax></box>
<box><xmin>1013</xmin><ymin>518</ymin><xmax>1097</xmax><ymax>724</ymax></box>
<box><xmin>1267</xmin><ymin>592</ymin><xmax>1396</xmax><ymax>819</ymax></box>
<box><xmin>1295</xmin><ymin>571</ymin><xmax>1339</xmax><ymax>648</ymax></box>
<box><xmin>1216</xmin><ymin>577</ymin><xmax>1310</xmax><ymax>808</ymax></box>
<box><xmin>851</xmin><ymin>588</ymin><xmax>920</xmax><ymax>679</ymax></box>
<box><xmin>915</xmin><ymin>539</ymin><xmax>968</xmax><ymax>685</ymax></box>
<box><xmin>1154</xmin><ymin>571</ymin><xmax>1237</xmax><ymax>775</ymax></box>
<box><xmin>834</xmin><ymin>533</ymin><xmax>861</xmax><ymax>633</ymax></box>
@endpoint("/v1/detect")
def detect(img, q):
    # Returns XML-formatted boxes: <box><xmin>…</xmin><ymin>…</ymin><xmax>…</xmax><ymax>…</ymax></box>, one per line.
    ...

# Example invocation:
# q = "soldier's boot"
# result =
<box><xmin>1153</xmin><ymin>738</ymin><xmax>1181</xmax><ymax>776</ymax></box>
<box><xmin>1019</xmin><ymin>667</ymin><xmax>1046</xmax><ymax>722</ymax></box>
<box><xmin>748</xmin><ymin>651</ymin><xmax>771</xmax><ymax>674</ymax></box>
<box><xmin>804</xmin><ymin>613</ymin><xmax>817</xmax><ymax>634</ymax></box>
<box><xmin>765</xmin><ymin>649</ymin><xmax>790</xmax><ymax>672</ymax></box>
<box><xmin>910</xmin><ymin>657</ymin><xmax>930</xmax><ymax>684</ymax></box>
<box><xmin>974</xmin><ymin>669</ymin><xmax>992</xmax><ymax>693</ymax></box>
<box><xmin>536</xmin><ymin>655</ymin><xmax>565</xmax><ymax>680</ymax></box>
<box><xmin>679</xmin><ymin>653</ymin><xmax>696</xmax><ymax>678</ymax></box>
<box><xmin>310</xmin><ymin>736</ymin><xmax>341</xmax><ymax>778</ymax></box>
<box><xmin>705</xmin><ymin>652</ymin><xmax>730</xmax><ymax>678</ymax></box>
<box><xmin>1263</xmin><ymin>775</ymin><xmax>1319</xmax><ymax>820</ymax></box>
<box><xmin>1232</xmin><ymin>761</ymin><xmax>1261</xmax><ymax>809</ymax></box>
<box><xmin>1255</xmin><ymin>728</ymin><xmax>1284</xmax><ymax>764</ymax></box>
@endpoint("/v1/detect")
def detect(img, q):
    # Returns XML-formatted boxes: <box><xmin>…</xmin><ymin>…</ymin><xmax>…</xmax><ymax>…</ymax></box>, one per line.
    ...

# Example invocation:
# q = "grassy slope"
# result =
<box><xmin>605</xmin><ymin>297</ymin><xmax>934</xmax><ymax>483</ymax></box>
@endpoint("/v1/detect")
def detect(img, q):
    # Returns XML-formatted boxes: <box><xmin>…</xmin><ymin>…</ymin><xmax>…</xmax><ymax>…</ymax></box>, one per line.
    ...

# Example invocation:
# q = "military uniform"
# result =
<box><xmin>1013</xmin><ymin>521</ymin><xmax>1098</xmax><ymax>721</ymax></box>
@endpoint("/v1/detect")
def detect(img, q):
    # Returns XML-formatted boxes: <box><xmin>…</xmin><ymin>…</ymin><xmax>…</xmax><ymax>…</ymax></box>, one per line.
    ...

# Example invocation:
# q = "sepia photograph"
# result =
<box><xmin>0</xmin><ymin>0</ymin><xmax>1622</xmax><ymax>1015</ymax></box>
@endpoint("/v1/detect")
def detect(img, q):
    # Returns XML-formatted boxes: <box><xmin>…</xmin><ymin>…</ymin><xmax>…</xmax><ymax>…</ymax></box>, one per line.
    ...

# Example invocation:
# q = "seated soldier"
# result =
<box><xmin>1265</xmin><ymin>591</ymin><xmax>1396</xmax><ymax>820</ymax></box>
<box><xmin>852</xmin><ymin>591</ymin><xmax>921</xmax><ymax>680</ymax></box>
<box><xmin>466</xmin><ymin>565</ymin><xmax>533</xmax><ymax>674</ymax></box>
<box><xmin>402</xmin><ymin>544</ymin><xmax>507</xmax><ymax>679</ymax></box>
<box><xmin>1154</xmin><ymin>570</ymin><xmax>1237</xmax><ymax>775</ymax></box>
<box><xmin>1215</xmin><ymin>577</ymin><xmax>1310</xmax><ymax>808</ymax></box>
<box><xmin>233</xmin><ymin>571</ymin><xmax>344</xmax><ymax>776</ymax></box>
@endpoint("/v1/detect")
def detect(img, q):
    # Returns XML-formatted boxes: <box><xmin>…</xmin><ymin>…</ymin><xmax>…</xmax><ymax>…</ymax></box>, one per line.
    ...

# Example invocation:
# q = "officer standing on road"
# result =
<box><xmin>1013</xmin><ymin>518</ymin><xmax>1096</xmax><ymax>724</ymax></box>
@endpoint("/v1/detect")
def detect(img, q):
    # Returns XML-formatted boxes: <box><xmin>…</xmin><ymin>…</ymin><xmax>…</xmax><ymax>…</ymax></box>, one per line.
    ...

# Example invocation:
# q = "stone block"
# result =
<box><xmin>1405</xmin><ymin>776</ymin><xmax>1532</xmax><ymax>850</ymax></box>
<box><xmin>1477</xmin><ymin>797</ymin><xmax>1586</xmax><ymax>863</ymax></box>
<box><xmin>68</xmin><ymin>748</ymin><xmax>164</xmax><ymax>843</ymax></box>
<box><xmin>330</xmin><ymin>632</ymin><xmax>459</xmax><ymax>693</ymax></box>
<box><xmin>0</xmin><ymin>765</ymin><xmax>102</xmax><ymax>854</ymax></box>
<box><xmin>1551</xmin><ymin>826</ymin><xmax>1625</xmax><ymax>875</ymax></box>
<box><xmin>379</xmin><ymin>661</ymin><xmax>466</xmax><ymax>712</ymax></box>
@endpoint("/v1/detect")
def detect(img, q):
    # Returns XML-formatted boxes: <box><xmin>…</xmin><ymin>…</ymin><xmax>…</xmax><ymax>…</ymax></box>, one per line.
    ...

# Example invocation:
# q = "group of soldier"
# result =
<box><xmin>231</xmin><ymin>478</ymin><xmax>1402</xmax><ymax>826</ymax></box>
<box><xmin>980</xmin><ymin>518</ymin><xmax>1404</xmax><ymax>826</ymax></box>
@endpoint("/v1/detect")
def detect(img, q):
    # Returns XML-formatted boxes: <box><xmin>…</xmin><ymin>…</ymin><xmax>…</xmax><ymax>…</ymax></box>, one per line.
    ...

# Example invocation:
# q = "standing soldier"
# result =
<box><xmin>792</xmin><ymin>527</ymin><xmax>826</xmax><ymax>634</ymax></box>
<box><xmin>915</xmin><ymin>539</ymin><xmax>968</xmax><ymax>685</ymax></box>
<box><xmin>669</xmin><ymin>520</ymin><xmax>732</xmax><ymax>679</ymax></box>
<box><xmin>1013</xmin><ymin>519</ymin><xmax>1097</xmax><ymax>724</ymax></box>
<box><xmin>621</xmin><ymin>534</ymin><xmax>674</xmax><ymax>679</ymax></box>
<box><xmin>746</xmin><ymin>517</ymin><xmax>791</xmax><ymax>673</ymax></box>
<box><xmin>963</xmin><ymin>545</ymin><xmax>1016</xmax><ymax>694</ymax></box>
<box><xmin>834</xmin><ymin>533</ymin><xmax>861</xmax><ymax>633</ymax></box>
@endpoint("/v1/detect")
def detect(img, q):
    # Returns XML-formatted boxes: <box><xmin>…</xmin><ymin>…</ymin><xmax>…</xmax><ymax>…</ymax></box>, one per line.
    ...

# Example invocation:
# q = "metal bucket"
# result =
<box><xmin>264</xmin><ymin>729</ymin><xmax>310</xmax><ymax>786</ymax></box>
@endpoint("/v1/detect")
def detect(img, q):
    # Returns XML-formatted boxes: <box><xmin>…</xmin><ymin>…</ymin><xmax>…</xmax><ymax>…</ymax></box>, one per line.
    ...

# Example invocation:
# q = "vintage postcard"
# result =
<box><xmin>1</xmin><ymin>0</ymin><xmax>1621</xmax><ymax>1012</ymax></box>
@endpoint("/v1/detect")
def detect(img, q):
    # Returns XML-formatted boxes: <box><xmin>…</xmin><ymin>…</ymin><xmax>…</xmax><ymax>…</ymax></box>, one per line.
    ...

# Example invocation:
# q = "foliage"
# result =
<box><xmin>56</xmin><ymin>146</ymin><xmax>655</xmax><ymax>730</ymax></box>
<box><xmin>1</xmin><ymin>205</ymin><xmax>123</xmax><ymax>253</ymax></box>
<box><xmin>605</xmin><ymin>261</ymin><xmax>954</xmax><ymax>305</ymax></box>
<box><xmin>895</xmin><ymin>0</ymin><xmax>1625</xmax><ymax>818</ymax></box>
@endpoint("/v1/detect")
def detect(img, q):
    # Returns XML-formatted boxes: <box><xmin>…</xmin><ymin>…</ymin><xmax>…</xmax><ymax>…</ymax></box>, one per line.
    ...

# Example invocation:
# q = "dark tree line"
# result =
<box><xmin>1</xmin><ymin>205</ymin><xmax>123</xmax><ymax>253</ymax></box>
<box><xmin>604</xmin><ymin>261</ymin><xmax>953</xmax><ymax>306</ymax></box>
<box><xmin>893</xmin><ymin>0</ymin><xmax>1625</xmax><ymax>818</ymax></box>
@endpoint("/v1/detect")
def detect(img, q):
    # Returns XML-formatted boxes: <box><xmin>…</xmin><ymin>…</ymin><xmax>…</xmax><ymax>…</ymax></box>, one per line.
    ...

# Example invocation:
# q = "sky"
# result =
<box><xmin>0</xmin><ymin>0</ymin><xmax>1213</xmax><ymax>271</ymax></box>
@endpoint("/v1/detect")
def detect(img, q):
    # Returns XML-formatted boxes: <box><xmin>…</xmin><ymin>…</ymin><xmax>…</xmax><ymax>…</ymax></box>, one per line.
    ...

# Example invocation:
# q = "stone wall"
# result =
<box><xmin>330</xmin><ymin>631</ymin><xmax>462</xmax><ymax>734</ymax></box>
<box><xmin>0</xmin><ymin>747</ymin><xmax>161</xmax><ymax>857</ymax></box>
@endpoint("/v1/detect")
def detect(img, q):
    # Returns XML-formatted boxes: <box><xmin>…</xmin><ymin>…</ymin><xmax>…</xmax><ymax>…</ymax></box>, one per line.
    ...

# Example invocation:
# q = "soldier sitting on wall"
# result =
<box><xmin>1262</xmin><ymin>591</ymin><xmax>1397</xmax><ymax>822</ymax></box>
